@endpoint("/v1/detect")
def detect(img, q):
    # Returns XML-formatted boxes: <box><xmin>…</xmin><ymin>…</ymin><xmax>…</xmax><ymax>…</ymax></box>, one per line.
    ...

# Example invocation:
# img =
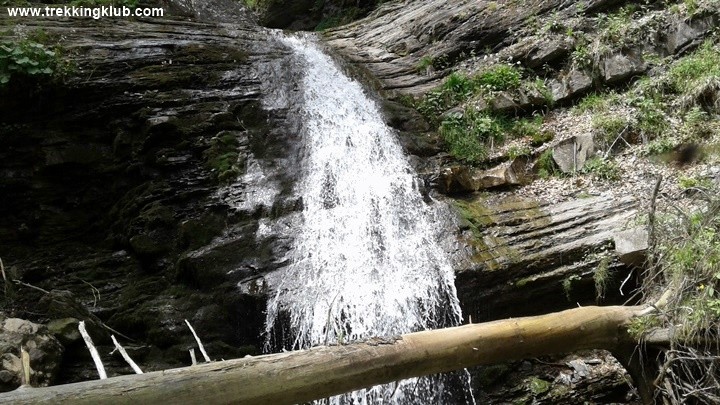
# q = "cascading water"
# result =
<box><xmin>264</xmin><ymin>33</ymin><xmax>473</xmax><ymax>404</ymax></box>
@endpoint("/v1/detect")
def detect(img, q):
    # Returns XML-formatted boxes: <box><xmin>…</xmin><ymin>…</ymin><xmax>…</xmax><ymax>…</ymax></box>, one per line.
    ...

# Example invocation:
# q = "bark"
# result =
<box><xmin>0</xmin><ymin>306</ymin><xmax>645</xmax><ymax>405</ymax></box>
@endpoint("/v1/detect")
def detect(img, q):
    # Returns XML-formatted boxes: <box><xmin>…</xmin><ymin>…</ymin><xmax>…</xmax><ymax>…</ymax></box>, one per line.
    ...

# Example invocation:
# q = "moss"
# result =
<box><xmin>454</xmin><ymin>199</ymin><xmax>496</xmax><ymax>234</ymax></box>
<box><xmin>515</xmin><ymin>276</ymin><xmax>534</xmax><ymax>288</ymax></box>
<box><xmin>475</xmin><ymin>364</ymin><xmax>511</xmax><ymax>388</ymax></box>
<box><xmin>527</xmin><ymin>377</ymin><xmax>551</xmax><ymax>395</ymax></box>
<box><xmin>203</xmin><ymin>131</ymin><xmax>242</xmax><ymax>183</ymax></box>
<box><xmin>456</xmin><ymin>198</ymin><xmax>547</xmax><ymax>270</ymax></box>
<box><xmin>627</xmin><ymin>314</ymin><xmax>661</xmax><ymax>340</ymax></box>
<box><xmin>130</xmin><ymin>65</ymin><xmax>222</xmax><ymax>90</ymax></box>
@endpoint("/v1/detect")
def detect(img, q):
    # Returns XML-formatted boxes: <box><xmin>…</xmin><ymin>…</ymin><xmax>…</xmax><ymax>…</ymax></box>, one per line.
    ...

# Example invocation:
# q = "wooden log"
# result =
<box><xmin>0</xmin><ymin>306</ymin><xmax>644</xmax><ymax>405</ymax></box>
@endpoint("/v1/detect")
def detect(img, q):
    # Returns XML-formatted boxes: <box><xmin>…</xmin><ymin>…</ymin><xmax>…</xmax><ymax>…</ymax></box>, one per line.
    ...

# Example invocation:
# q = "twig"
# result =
<box><xmin>110</xmin><ymin>335</ymin><xmax>143</xmax><ymax>374</ymax></box>
<box><xmin>647</xmin><ymin>176</ymin><xmax>663</xmax><ymax>277</ymax></box>
<box><xmin>185</xmin><ymin>319</ymin><xmax>210</xmax><ymax>362</ymax></box>
<box><xmin>101</xmin><ymin>323</ymin><xmax>136</xmax><ymax>343</ymax></box>
<box><xmin>189</xmin><ymin>348</ymin><xmax>197</xmax><ymax>366</ymax></box>
<box><xmin>79</xmin><ymin>321</ymin><xmax>107</xmax><ymax>379</ymax></box>
<box><xmin>79</xmin><ymin>279</ymin><xmax>100</xmax><ymax>308</ymax></box>
<box><xmin>20</xmin><ymin>347</ymin><xmax>31</xmax><ymax>387</ymax></box>
<box><xmin>619</xmin><ymin>268</ymin><xmax>634</xmax><ymax>296</ymax></box>
<box><xmin>12</xmin><ymin>280</ymin><xmax>49</xmax><ymax>294</ymax></box>
<box><xmin>1</xmin><ymin>257</ymin><xmax>8</xmax><ymax>298</ymax></box>
<box><xmin>604</xmin><ymin>125</ymin><xmax>630</xmax><ymax>159</ymax></box>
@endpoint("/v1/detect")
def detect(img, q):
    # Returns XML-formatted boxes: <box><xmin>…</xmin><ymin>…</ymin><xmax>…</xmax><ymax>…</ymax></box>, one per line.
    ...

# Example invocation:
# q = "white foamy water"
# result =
<box><xmin>264</xmin><ymin>33</ymin><xmax>472</xmax><ymax>404</ymax></box>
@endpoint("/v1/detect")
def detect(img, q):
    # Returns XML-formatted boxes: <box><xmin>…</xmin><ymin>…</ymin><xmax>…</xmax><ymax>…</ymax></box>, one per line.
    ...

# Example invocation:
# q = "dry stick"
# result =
<box><xmin>647</xmin><ymin>176</ymin><xmax>663</xmax><ymax>279</ymax></box>
<box><xmin>20</xmin><ymin>347</ymin><xmax>31</xmax><ymax>387</ymax></box>
<box><xmin>604</xmin><ymin>125</ymin><xmax>630</xmax><ymax>159</ymax></box>
<box><xmin>189</xmin><ymin>348</ymin><xmax>197</xmax><ymax>366</ymax></box>
<box><xmin>11</xmin><ymin>280</ymin><xmax>135</xmax><ymax>343</ymax></box>
<box><xmin>110</xmin><ymin>336</ymin><xmax>143</xmax><ymax>375</ymax></box>
<box><xmin>185</xmin><ymin>320</ymin><xmax>211</xmax><ymax>362</ymax></box>
<box><xmin>78</xmin><ymin>321</ymin><xmax>107</xmax><ymax>380</ymax></box>
<box><xmin>13</xmin><ymin>280</ymin><xmax>49</xmax><ymax>294</ymax></box>
<box><xmin>1</xmin><ymin>257</ymin><xmax>6</xmax><ymax>296</ymax></box>
<box><xmin>79</xmin><ymin>279</ymin><xmax>100</xmax><ymax>308</ymax></box>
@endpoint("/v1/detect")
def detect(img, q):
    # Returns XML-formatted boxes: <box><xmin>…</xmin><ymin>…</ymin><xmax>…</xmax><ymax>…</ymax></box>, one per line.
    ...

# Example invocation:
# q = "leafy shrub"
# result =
<box><xmin>669</xmin><ymin>40</ymin><xmax>720</xmax><ymax>95</ymax></box>
<box><xmin>507</xmin><ymin>145</ymin><xmax>531</xmax><ymax>160</ymax></box>
<box><xmin>571</xmin><ymin>44</ymin><xmax>593</xmax><ymax>70</ymax></box>
<box><xmin>633</xmin><ymin>97</ymin><xmax>668</xmax><ymax>140</ymax></box>
<box><xmin>0</xmin><ymin>39</ymin><xmax>59</xmax><ymax>85</ymax></box>
<box><xmin>416</xmin><ymin>73</ymin><xmax>476</xmax><ymax>124</ymax></box>
<box><xmin>530</xmin><ymin>130</ymin><xmax>554</xmax><ymax>147</ymax></box>
<box><xmin>439</xmin><ymin>113</ymin><xmax>486</xmax><ymax>163</ymax></box>
<box><xmin>574</xmin><ymin>92</ymin><xmax>619</xmax><ymax>114</ymax></box>
<box><xmin>536</xmin><ymin>149</ymin><xmax>559</xmax><ymax>178</ymax></box>
<box><xmin>582</xmin><ymin>156</ymin><xmax>622</xmax><ymax>181</ymax></box>
<box><xmin>641</xmin><ymin>137</ymin><xmax>675</xmax><ymax>156</ymax></box>
<box><xmin>439</xmin><ymin>108</ymin><xmax>508</xmax><ymax>163</ymax></box>
<box><xmin>510</xmin><ymin>116</ymin><xmax>543</xmax><ymax>139</ymax></box>
<box><xmin>678</xmin><ymin>175</ymin><xmax>712</xmax><ymax>190</ymax></box>
<box><xmin>474</xmin><ymin>64</ymin><xmax>521</xmax><ymax>92</ymax></box>
<box><xmin>591</xmin><ymin>113</ymin><xmax>629</xmax><ymax>149</ymax></box>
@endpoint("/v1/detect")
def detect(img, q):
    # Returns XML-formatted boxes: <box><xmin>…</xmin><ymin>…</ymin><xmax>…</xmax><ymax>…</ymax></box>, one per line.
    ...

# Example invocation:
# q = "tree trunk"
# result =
<box><xmin>1</xmin><ymin>305</ymin><xmax>645</xmax><ymax>405</ymax></box>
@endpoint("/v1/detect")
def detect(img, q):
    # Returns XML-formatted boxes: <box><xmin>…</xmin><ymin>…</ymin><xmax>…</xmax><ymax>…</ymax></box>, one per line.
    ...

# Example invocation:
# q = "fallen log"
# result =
<box><xmin>0</xmin><ymin>305</ymin><xmax>646</xmax><ymax>405</ymax></box>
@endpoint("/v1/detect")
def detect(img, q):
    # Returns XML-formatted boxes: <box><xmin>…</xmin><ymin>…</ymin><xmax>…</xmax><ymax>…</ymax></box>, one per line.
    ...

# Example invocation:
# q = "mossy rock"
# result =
<box><xmin>129</xmin><ymin>233</ymin><xmax>171</xmax><ymax>257</ymax></box>
<box><xmin>527</xmin><ymin>377</ymin><xmax>551</xmax><ymax>395</ymax></box>
<box><xmin>203</xmin><ymin>130</ymin><xmax>244</xmax><ymax>183</ymax></box>
<box><xmin>180</xmin><ymin>212</ymin><xmax>227</xmax><ymax>250</ymax></box>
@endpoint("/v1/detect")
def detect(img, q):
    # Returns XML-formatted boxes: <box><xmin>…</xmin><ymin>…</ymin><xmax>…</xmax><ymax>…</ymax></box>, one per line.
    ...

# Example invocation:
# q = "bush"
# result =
<box><xmin>536</xmin><ymin>149</ymin><xmax>560</xmax><ymax>178</ymax></box>
<box><xmin>641</xmin><ymin>137</ymin><xmax>675</xmax><ymax>156</ymax></box>
<box><xmin>669</xmin><ymin>40</ymin><xmax>720</xmax><ymax>95</ymax></box>
<box><xmin>439</xmin><ymin>108</ymin><xmax>508</xmax><ymax>163</ymax></box>
<box><xmin>591</xmin><ymin>113</ymin><xmax>629</xmax><ymax>149</ymax></box>
<box><xmin>439</xmin><ymin>113</ymin><xmax>486</xmax><ymax>163</ymax></box>
<box><xmin>474</xmin><ymin>64</ymin><xmax>522</xmax><ymax>92</ymax></box>
<box><xmin>582</xmin><ymin>156</ymin><xmax>622</xmax><ymax>181</ymax></box>
<box><xmin>510</xmin><ymin>116</ymin><xmax>543</xmax><ymax>139</ymax></box>
<box><xmin>0</xmin><ymin>39</ymin><xmax>58</xmax><ymax>85</ymax></box>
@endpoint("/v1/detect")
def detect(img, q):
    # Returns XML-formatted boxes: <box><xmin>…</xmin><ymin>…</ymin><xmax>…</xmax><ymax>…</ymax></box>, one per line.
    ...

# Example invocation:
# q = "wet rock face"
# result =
<box><xmin>0</xmin><ymin>316</ymin><xmax>63</xmax><ymax>392</ymax></box>
<box><xmin>452</xmin><ymin>195</ymin><xmax>637</xmax><ymax>322</ymax></box>
<box><xmin>0</xmin><ymin>3</ymin><xmax>300</xmax><ymax>383</ymax></box>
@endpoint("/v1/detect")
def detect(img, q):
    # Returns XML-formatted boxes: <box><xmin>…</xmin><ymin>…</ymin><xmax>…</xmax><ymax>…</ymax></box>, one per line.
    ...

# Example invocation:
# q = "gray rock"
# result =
<box><xmin>0</xmin><ymin>317</ymin><xmax>63</xmax><ymax>392</ymax></box>
<box><xmin>552</xmin><ymin>134</ymin><xmax>595</xmax><ymax>173</ymax></box>
<box><xmin>524</xmin><ymin>39</ymin><xmax>572</xmax><ymax>68</ymax></box>
<box><xmin>46</xmin><ymin>318</ymin><xmax>82</xmax><ymax>346</ymax></box>
<box><xmin>549</xmin><ymin>70</ymin><xmax>593</xmax><ymax>103</ymax></box>
<box><xmin>601</xmin><ymin>53</ymin><xmax>646</xmax><ymax>84</ymax></box>
<box><xmin>439</xmin><ymin>157</ymin><xmax>529</xmax><ymax>193</ymax></box>
<box><xmin>666</xmin><ymin>15</ymin><xmax>717</xmax><ymax>55</ymax></box>
<box><xmin>326</xmin><ymin>0</ymin><xmax>567</xmax><ymax>94</ymax></box>
<box><xmin>614</xmin><ymin>227</ymin><xmax>649</xmax><ymax>267</ymax></box>
<box><xmin>456</xmin><ymin>195</ymin><xmax>637</xmax><ymax>322</ymax></box>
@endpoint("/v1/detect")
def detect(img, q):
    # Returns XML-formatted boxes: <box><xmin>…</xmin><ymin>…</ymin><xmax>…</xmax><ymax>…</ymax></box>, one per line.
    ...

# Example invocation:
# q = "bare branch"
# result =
<box><xmin>110</xmin><ymin>336</ymin><xmax>143</xmax><ymax>375</ymax></box>
<box><xmin>79</xmin><ymin>321</ymin><xmax>107</xmax><ymax>380</ymax></box>
<box><xmin>185</xmin><ymin>319</ymin><xmax>211</xmax><ymax>362</ymax></box>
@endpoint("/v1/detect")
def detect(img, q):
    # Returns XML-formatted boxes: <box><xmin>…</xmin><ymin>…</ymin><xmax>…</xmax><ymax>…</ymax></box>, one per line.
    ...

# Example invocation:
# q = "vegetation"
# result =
<box><xmin>203</xmin><ymin>131</ymin><xmax>242</xmax><ymax>182</ymax></box>
<box><xmin>0</xmin><ymin>38</ymin><xmax>64</xmax><ymax>86</ymax></box>
<box><xmin>416</xmin><ymin>64</ymin><xmax>525</xmax><ymax>125</ymax></box>
<box><xmin>632</xmin><ymin>182</ymin><xmax>720</xmax><ymax>402</ymax></box>
<box><xmin>536</xmin><ymin>149</ymin><xmax>560</xmax><ymax>179</ymax></box>
<box><xmin>582</xmin><ymin>156</ymin><xmax>622</xmax><ymax>181</ymax></box>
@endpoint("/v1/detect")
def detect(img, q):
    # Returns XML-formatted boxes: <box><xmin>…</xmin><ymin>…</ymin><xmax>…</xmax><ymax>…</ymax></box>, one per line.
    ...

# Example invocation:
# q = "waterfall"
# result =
<box><xmin>264</xmin><ymin>33</ymin><xmax>472</xmax><ymax>404</ymax></box>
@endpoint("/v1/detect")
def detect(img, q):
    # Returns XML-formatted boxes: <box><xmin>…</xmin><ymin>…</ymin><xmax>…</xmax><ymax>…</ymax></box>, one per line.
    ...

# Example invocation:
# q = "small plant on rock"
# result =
<box><xmin>582</xmin><ymin>156</ymin><xmax>622</xmax><ymax>181</ymax></box>
<box><xmin>474</xmin><ymin>64</ymin><xmax>522</xmax><ymax>92</ymax></box>
<box><xmin>0</xmin><ymin>39</ymin><xmax>59</xmax><ymax>86</ymax></box>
